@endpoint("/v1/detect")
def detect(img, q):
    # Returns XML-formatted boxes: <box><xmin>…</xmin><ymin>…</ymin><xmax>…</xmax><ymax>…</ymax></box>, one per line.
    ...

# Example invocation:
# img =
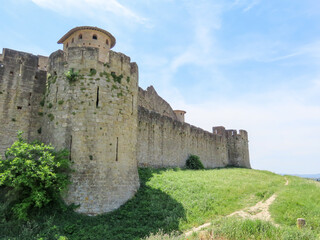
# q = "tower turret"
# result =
<box><xmin>57</xmin><ymin>26</ymin><xmax>116</xmax><ymax>63</ymax></box>
<box><xmin>173</xmin><ymin>110</ymin><xmax>186</xmax><ymax>122</ymax></box>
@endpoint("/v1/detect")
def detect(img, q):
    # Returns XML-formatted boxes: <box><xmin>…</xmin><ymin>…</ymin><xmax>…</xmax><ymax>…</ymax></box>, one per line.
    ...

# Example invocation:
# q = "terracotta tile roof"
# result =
<box><xmin>57</xmin><ymin>26</ymin><xmax>116</xmax><ymax>48</ymax></box>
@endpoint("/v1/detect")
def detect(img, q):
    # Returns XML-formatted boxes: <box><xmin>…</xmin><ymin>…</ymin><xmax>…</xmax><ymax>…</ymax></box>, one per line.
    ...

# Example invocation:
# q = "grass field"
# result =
<box><xmin>1</xmin><ymin>168</ymin><xmax>319</xmax><ymax>240</ymax></box>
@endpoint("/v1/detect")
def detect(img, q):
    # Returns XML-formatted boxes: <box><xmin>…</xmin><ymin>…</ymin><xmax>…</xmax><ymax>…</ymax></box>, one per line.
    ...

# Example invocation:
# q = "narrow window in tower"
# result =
<box><xmin>69</xmin><ymin>135</ymin><xmax>72</xmax><ymax>161</ymax></box>
<box><xmin>131</xmin><ymin>95</ymin><xmax>134</xmax><ymax>115</ymax></box>
<box><xmin>96</xmin><ymin>86</ymin><xmax>99</xmax><ymax>108</ymax></box>
<box><xmin>116</xmin><ymin>137</ymin><xmax>119</xmax><ymax>161</ymax></box>
<box><xmin>66</xmin><ymin>42</ymin><xmax>68</xmax><ymax>48</ymax></box>
<box><xmin>79</xmin><ymin>34</ymin><xmax>82</xmax><ymax>40</ymax></box>
<box><xmin>72</xmin><ymin>38</ymin><xmax>74</xmax><ymax>43</ymax></box>
<box><xmin>55</xmin><ymin>86</ymin><xmax>58</xmax><ymax>103</ymax></box>
<box><xmin>28</xmin><ymin>92</ymin><xmax>32</xmax><ymax>106</ymax></box>
<box><xmin>106</xmin><ymin>39</ymin><xmax>109</xmax><ymax>46</ymax></box>
<box><xmin>93</xmin><ymin>34</ymin><xmax>98</xmax><ymax>40</ymax></box>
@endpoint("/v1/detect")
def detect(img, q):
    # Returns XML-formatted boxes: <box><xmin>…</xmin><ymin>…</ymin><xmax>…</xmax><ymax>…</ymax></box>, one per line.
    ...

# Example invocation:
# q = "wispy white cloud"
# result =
<box><xmin>31</xmin><ymin>0</ymin><xmax>148</xmax><ymax>24</ymax></box>
<box><xmin>231</xmin><ymin>0</ymin><xmax>261</xmax><ymax>12</ymax></box>
<box><xmin>169</xmin><ymin>1</ymin><xmax>223</xmax><ymax>72</ymax></box>
<box><xmin>243</xmin><ymin>0</ymin><xmax>260</xmax><ymax>12</ymax></box>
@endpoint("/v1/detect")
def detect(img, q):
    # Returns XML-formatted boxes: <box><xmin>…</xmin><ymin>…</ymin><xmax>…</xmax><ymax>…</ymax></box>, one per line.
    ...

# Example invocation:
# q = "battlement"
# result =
<box><xmin>0</xmin><ymin>48</ymin><xmax>48</xmax><ymax>72</ymax></box>
<box><xmin>213</xmin><ymin>126</ymin><xmax>248</xmax><ymax>141</ymax></box>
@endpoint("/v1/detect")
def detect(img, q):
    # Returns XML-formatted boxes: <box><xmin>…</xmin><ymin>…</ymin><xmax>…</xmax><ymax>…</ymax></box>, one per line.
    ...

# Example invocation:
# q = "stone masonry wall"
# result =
<box><xmin>0</xmin><ymin>48</ymin><xmax>46</xmax><ymax>155</ymax></box>
<box><xmin>41</xmin><ymin>47</ymin><xmax>139</xmax><ymax>215</ymax></box>
<box><xmin>138</xmin><ymin>86</ymin><xmax>178</xmax><ymax>120</ymax></box>
<box><xmin>137</xmin><ymin>106</ymin><xmax>229</xmax><ymax>168</ymax></box>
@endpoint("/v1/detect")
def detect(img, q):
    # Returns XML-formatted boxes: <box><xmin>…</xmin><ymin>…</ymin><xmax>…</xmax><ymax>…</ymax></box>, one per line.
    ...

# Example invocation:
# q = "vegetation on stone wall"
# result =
<box><xmin>48</xmin><ymin>113</ymin><xmax>54</xmax><ymax>121</ymax></box>
<box><xmin>65</xmin><ymin>69</ymin><xmax>80</xmax><ymax>83</ymax></box>
<box><xmin>89</xmin><ymin>68</ymin><xmax>97</xmax><ymax>76</ymax></box>
<box><xmin>0</xmin><ymin>132</ymin><xmax>71</xmax><ymax>220</ymax></box>
<box><xmin>111</xmin><ymin>72</ymin><xmax>123</xmax><ymax>84</ymax></box>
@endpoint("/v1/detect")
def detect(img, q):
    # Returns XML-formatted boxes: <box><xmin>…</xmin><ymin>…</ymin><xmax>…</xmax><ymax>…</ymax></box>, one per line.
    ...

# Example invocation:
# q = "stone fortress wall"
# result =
<box><xmin>0</xmin><ymin>49</ymin><xmax>46</xmax><ymax>155</ymax></box>
<box><xmin>0</xmin><ymin>26</ymin><xmax>251</xmax><ymax>215</ymax></box>
<box><xmin>136</xmin><ymin>87</ymin><xmax>250</xmax><ymax>169</ymax></box>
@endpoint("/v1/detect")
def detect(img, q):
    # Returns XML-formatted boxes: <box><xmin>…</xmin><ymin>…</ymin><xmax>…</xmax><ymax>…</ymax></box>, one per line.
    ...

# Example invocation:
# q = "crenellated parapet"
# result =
<box><xmin>137</xmin><ymin>106</ymin><xmax>229</xmax><ymax>168</ymax></box>
<box><xmin>212</xmin><ymin>126</ymin><xmax>250</xmax><ymax>168</ymax></box>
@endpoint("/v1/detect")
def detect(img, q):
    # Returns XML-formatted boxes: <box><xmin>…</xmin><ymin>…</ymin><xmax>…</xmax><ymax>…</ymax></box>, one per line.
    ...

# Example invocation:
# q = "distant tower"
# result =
<box><xmin>174</xmin><ymin>110</ymin><xmax>186</xmax><ymax>122</ymax></box>
<box><xmin>41</xmin><ymin>26</ymin><xmax>139</xmax><ymax>215</ymax></box>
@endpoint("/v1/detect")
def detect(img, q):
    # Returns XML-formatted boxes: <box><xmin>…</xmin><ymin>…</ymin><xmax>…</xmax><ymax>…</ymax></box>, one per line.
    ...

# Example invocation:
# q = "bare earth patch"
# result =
<box><xmin>185</xmin><ymin>177</ymin><xmax>289</xmax><ymax>236</ymax></box>
<box><xmin>228</xmin><ymin>194</ymin><xmax>277</xmax><ymax>222</ymax></box>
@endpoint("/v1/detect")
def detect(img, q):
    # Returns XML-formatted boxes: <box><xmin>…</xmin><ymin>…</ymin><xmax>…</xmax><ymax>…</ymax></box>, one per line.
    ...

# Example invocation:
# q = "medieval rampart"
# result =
<box><xmin>137</xmin><ymin>106</ymin><xmax>250</xmax><ymax>168</ymax></box>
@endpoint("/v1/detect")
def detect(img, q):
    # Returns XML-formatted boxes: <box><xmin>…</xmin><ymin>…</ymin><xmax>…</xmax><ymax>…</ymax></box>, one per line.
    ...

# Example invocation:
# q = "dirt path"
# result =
<box><xmin>285</xmin><ymin>177</ymin><xmax>289</xmax><ymax>186</ymax></box>
<box><xmin>185</xmin><ymin>177</ymin><xmax>289</xmax><ymax>236</ymax></box>
<box><xmin>227</xmin><ymin>194</ymin><xmax>277</xmax><ymax>221</ymax></box>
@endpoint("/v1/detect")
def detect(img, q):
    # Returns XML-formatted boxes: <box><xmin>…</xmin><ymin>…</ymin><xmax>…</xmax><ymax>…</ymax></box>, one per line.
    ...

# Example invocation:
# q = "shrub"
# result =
<box><xmin>48</xmin><ymin>113</ymin><xmax>54</xmax><ymax>121</ymax></box>
<box><xmin>89</xmin><ymin>68</ymin><xmax>97</xmax><ymax>76</ymax></box>
<box><xmin>0</xmin><ymin>132</ymin><xmax>71</xmax><ymax>219</ymax></box>
<box><xmin>65</xmin><ymin>69</ymin><xmax>79</xmax><ymax>83</ymax></box>
<box><xmin>186</xmin><ymin>155</ymin><xmax>204</xmax><ymax>170</ymax></box>
<box><xmin>47</xmin><ymin>103</ymin><xmax>53</xmax><ymax>108</ymax></box>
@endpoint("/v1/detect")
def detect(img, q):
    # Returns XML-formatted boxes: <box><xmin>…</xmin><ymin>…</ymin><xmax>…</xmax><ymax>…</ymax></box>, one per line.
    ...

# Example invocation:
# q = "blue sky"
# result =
<box><xmin>1</xmin><ymin>0</ymin><xmax>319</xmax><ymax>174</ymax></box>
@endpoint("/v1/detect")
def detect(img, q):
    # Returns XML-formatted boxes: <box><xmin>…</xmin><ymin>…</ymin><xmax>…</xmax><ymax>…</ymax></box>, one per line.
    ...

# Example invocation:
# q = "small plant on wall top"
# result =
<box><xmin>186</xmin><ymin>154</ymin><xmax>204</xmax><ymax>170</ymax></box>
<box><xmin>65</xmin><ymin>69</ymin><xmax>80</xmax><ymax>83</ymax></box>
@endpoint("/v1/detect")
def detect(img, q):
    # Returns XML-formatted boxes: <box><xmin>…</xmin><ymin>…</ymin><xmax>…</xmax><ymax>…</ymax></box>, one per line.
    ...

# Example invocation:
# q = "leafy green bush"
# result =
<box><xmin>89</xmin><ymin>68</ymin><xmax>97</xmax><ymax>76</ymax></box>
<box><xmin>65</xmin><ymin>69</ymin><xmax>79</xmax><ymax>83</ymax></box>
<box><xmin>0</xmin><ymin>132</ymin><xmax>71</xmax><ymax>219</ymax></box>
<box><xmin>186</xmin><ymin>155</ymin><xmax>204</xmax><ymax>170</ymax></box>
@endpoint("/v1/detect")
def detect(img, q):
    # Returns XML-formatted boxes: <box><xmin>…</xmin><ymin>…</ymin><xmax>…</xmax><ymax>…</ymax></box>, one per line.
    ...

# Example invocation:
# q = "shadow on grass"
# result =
<box><xmin>0</xmin><ymin>168</ymin><xmax>186</xmax><ymax>240</ymax></box>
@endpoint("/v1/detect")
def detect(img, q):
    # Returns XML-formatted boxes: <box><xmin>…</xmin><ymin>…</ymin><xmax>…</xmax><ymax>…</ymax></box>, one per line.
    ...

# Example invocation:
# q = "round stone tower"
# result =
<box><xmin>41</xmin><ymin>26</ymin><xmax>139</xmax><ymax>215</ymax></box>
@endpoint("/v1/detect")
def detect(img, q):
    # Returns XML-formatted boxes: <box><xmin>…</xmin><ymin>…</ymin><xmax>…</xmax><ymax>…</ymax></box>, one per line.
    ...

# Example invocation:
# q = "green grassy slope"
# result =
<box><xmin>0</xmin><ymin>168</ymin><xmax>319</xmax><ymax>240</ymax></box>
